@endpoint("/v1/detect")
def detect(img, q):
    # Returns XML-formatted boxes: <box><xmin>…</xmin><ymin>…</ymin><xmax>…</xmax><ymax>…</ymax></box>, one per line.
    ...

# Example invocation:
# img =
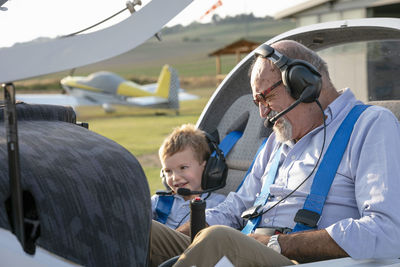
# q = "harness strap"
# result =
<box><xmin>154</xmin><ymin>130</ymin><xmax>243</xmax><ymax>224</ymax></box>
<box><xmin>155</xmin><ymin>195</ymin><xmax>175</xmax><ymax>224</ymax></box>
<box><xmin>292</xmin><ymin>104</ymin><xmax>369</xmax><ymax>232</ymax></box>
<box><xmin>241</xmin><ymin>145</ymin><xmax>282</xmax><ymax>234</ymax></box>
<box><xmin>215</xmin><ymin>131</ymin><xmax>243</xmax><ymax>156</ymax></box>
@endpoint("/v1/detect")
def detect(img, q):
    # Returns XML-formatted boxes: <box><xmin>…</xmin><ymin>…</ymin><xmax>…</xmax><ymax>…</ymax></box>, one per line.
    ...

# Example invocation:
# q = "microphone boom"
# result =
<box><xmin>266</xmin><ymin>99</ymin><xmax>302</xmax><ymax>128</ymax></box>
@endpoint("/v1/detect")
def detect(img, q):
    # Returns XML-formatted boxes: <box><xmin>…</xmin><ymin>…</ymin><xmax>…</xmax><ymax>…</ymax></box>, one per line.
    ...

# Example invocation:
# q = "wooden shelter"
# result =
<box><xmin>209</xmin><ymin>38</ymin><xmax>261</xmax><ymax>82</ymax></box>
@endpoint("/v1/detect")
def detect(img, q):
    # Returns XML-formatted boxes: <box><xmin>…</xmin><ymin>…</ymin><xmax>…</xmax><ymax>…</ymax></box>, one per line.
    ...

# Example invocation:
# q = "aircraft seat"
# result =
<box><xmin>212</xmin><ymin>94</ymin><xmax>272</xmax><ymax>196</ymax></box>
<box><xmin>0</xmin><ymin>103</ymin><xmax>151</xmax><ymax>266</ymax></box>
<box><xmin>367</xmin><ymin>100</ymin><xmax>400</xmax><ymax>120</ymax></box>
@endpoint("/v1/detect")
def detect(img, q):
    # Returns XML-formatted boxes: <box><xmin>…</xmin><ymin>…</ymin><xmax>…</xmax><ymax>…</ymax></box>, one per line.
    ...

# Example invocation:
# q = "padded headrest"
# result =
<box><xmin>215</xmin><ymin>95</ymin><xmax>272</xmax><ymax>195</ymax></box>
<box><xmin>367</xmin><ymin>100</ymin><xmax>400</xmax><ymax>121</ymax></box>
<box><xmin>217</xmin><ymin>94</ymin><xmax>271</xmax><ymax>170</ymax></box>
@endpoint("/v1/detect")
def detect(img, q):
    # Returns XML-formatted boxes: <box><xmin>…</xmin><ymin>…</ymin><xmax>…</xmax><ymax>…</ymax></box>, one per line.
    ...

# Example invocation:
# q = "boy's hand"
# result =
<box><xmin>176</xmin><ymin>221</ymin><xmax>209</xmax><ymax>236</ymax></box>
<box><xmin>176</xmin><ymin>221</ymin><xmax>190</xmax><ymax>236</ymax></box>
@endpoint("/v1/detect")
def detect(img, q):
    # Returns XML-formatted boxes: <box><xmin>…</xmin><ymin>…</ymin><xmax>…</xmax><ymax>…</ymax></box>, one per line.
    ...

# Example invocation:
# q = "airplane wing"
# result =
<box><xmin>0</xmin><ymin>0</ymin><xmax>194</xmax><ymax>83</ymax></box>
<box><xmin>16</xmin><ymin>91</ymin><xmax>198</xmax><ymax>108</ymax></box>
<box><xmin>16</xmin><ymin>94</ymin><xmax>97</xmax><ymax>107</ymax></box>
<box><xmin>140</xmin><ymin>83</ymin><xmax>200</xmax><ymax>101</ymax></box>
<box><xmin>126</xmin><ymin>96</ymin><xmax>168</xmax><ymax>106</ymax></box>
<box><xmin>126</xmin><ymin>91</ymin><xmax>199</xmax><ymax>106</ymax></box>
<box><xmin>178</xmin><ymin>91</ymin><xmax>199</xmax><ymax>101</ymax></box>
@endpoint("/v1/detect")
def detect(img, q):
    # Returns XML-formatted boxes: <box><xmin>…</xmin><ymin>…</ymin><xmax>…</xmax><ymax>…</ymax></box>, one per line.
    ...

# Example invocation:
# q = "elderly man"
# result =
<box><xmin>150</xmin><ymin>40</ymin><xmax>400</xmax><ymax>266</ymax></box>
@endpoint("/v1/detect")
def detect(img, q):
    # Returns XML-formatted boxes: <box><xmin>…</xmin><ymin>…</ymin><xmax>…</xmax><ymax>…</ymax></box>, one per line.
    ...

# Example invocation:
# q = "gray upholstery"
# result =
<box><xmin>367</xmin><ymin>100</ymin><xmax>400</xmax><ymax>120</ymax></box>
<box><xmin>0</xmin><ymin>103</ymin><xmax>151</xmax><ymax>266</ymax></box>
<box><xmin>215</xmin><ymin>95</ymin><xmax>272</xmax><ymax>195</ymax></box>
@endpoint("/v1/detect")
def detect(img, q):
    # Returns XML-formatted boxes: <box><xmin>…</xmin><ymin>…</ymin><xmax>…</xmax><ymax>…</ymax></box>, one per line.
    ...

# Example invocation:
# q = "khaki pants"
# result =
<box><xmin>150</xmin><ymin>220</ymin><xmax>294</xmax><ymax>267</ymax></box>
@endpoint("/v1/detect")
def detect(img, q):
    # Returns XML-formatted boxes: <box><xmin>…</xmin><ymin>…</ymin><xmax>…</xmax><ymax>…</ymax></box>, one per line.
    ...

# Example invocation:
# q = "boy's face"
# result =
<box><xmin>162</xmin><ymin>147</ymin><xmax>206</xmax><ymax>200</ymax></box>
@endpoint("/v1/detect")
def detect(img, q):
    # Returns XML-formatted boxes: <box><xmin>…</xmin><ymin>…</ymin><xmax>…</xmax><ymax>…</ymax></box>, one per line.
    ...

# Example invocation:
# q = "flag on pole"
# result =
<box><xmin>200</xmin><ymin>0</ymin><xmax>223</xmax><ymax>20</ymax></box>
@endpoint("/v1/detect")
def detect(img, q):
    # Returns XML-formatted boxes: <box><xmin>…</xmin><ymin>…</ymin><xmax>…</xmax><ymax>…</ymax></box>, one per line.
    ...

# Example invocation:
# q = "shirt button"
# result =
<box><xmin>264</xmin><ymin>218</ymin><xmax>270</xmax><ymax>223</ymax></box>
<box><xmin>291</xmin><ymin>155</ymin><xmax>296</xmax><ymax>160</ymax></box>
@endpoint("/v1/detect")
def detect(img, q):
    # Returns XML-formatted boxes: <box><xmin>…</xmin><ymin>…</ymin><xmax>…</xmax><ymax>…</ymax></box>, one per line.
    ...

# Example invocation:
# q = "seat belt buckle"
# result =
<box><xmin>294</xmin><ymin>209</ymin><xmax>320</xmax><ymax>228</ymax></box>
<box><xmin>241</xmin><ymin>204</ymin><xmax>262</xmax><ymax>219</ymax></box>
<box><xmin>274</xmin><ymin>227</ymin><xmax>292</xmax><ymax>234</ymax></box>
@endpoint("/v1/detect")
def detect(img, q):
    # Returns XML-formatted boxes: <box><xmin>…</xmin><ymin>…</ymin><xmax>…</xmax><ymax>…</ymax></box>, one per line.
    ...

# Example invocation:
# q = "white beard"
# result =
<box><xmin>267</xmin><ymin>110</ymin><xmax>293</xmax><ymax>142</ymax></box>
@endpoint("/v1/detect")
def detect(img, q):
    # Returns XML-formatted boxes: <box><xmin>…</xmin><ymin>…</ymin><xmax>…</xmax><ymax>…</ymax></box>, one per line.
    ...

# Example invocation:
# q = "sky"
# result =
<box><xmin>0</xmin><ymin>0</ymin><xmax>307</xmax><ymax>48</ymax></box>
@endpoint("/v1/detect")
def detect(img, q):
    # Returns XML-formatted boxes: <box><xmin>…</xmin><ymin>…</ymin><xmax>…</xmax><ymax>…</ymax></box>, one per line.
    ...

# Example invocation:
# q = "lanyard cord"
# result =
<box><xmin>61</xmin><ymin>7</ymin><xmax>128</xmax><ymax>38</ymax></box>
<box><xmin>255</xmin><ymin>100</ymin><xmax>327</xmax><ymax>218</ymax></box>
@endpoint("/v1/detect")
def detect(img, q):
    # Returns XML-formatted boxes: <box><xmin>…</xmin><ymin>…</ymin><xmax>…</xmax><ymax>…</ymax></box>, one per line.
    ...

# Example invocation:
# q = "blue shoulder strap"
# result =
<box><xmin>241</xmin><ymin>145</ymin><xmax>282</xmax><ymax>234</ymax></box>
<box><xmin>292</xmin><ymin>105</ymin><xmax>369</xmax><ymax>232</ymax></box>
<box><xmin>154</xmin><ymin>130</ymin><xmax>243</xmax><ymax>225</ymax></box>
<box><xmin>215</xmin><ymin>131</ymin><xmax>243</xmax><ymax>156</ymax></box>
<box><xmin>155</xmin><ymin>195</ymin><xmax>175</xmax><ymax>224</ymax></box>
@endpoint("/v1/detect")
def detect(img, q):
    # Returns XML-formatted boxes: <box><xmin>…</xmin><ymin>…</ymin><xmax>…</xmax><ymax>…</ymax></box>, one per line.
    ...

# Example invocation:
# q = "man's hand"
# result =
<box><xmin>248</xmin><ymin>230</ymin><xmax>348</xmax><ymax>263</ymax></box>
<box><xmin>247</xmin><ymin>233</ymin><xmax>271</xmax><ymax>245</ymax></box>
<box><xmin>278</xmin><ymin>229</ymin><xmax>348</xmax><ymax>263</ymax></box>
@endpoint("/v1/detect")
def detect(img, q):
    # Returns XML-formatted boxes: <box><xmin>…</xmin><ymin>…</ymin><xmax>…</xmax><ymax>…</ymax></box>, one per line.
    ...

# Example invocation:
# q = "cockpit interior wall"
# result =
<box><xmin>0</xmin><ymin>103</ymin><xmax>151</xmax><ymax>266</ymax></box>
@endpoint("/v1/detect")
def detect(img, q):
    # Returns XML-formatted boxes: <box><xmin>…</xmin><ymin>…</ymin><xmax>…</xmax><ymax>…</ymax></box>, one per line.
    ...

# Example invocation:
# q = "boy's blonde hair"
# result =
<box><xmin>159</xmin><ymin>124</ymin><xmax>210</xmax><ymax>164</ymax></box>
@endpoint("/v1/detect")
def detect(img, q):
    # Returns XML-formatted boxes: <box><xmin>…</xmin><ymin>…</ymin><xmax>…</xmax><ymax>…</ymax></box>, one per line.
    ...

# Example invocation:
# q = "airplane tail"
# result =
<box><xmin>155</xmin><ymin>65</ymin><xmax>180</xmax><ymax>111</ymax></box>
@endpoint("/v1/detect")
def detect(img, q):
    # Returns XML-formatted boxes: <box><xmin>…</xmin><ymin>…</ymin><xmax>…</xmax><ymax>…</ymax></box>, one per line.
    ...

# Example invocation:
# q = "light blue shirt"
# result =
<box><xmin>151</xmin><ymin>192</ymin><xmax>225</xmax><ymax>229</ymax></box>
<box><xmin>206</xmin><ymin>89</ymin><xmax>400</xmax><ymax>259</ymax></box>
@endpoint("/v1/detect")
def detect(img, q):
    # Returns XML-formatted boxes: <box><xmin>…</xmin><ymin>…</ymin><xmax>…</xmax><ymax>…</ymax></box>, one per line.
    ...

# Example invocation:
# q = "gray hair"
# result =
<box><xmin>248</xmin><ymin>40</ymin><xmax>330</xmax><ymax>83</ymax></box>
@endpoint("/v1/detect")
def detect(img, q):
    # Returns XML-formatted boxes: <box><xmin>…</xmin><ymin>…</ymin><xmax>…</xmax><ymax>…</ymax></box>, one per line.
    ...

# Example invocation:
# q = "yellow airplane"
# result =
<box><xmin>17</xmin><ymin>64</ymin><xmax>198</xmax><ymax>113</ymax></box>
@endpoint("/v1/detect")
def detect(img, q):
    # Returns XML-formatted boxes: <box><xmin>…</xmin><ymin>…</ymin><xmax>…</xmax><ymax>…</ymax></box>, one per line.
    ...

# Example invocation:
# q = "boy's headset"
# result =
<box><xmin>254</xmin><ymin>43</ymin><xmax>322</xmax><ymax>127</ymax></box>
<box><xmin>157</xmin><ymin>132</ymin><xmax>228</xmax><ymax>196</ymax></box>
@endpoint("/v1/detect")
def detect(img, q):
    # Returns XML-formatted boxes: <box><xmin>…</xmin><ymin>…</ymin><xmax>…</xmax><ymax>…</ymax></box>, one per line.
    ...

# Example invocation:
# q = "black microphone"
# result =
<box><xmin>266</xmin><ymin>98</ymin><xmax>302</xmax><ymax>128</ymax></box>
<box><xmin>177</xmin><ymin>187</ymin><xmax>217</xmax><ymax>196</ymax></box>
<box><xmin>155</xmin><ymin>189</ymin><xmax>173</xmax><ymax>196</ymax></box>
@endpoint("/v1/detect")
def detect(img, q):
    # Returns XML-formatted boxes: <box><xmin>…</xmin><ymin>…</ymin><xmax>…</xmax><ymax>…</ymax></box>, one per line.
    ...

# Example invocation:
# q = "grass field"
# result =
<box><xmin>77</xmin><ymin>87</ymin><xmax>215</xmax><ymax>195</ymax></box>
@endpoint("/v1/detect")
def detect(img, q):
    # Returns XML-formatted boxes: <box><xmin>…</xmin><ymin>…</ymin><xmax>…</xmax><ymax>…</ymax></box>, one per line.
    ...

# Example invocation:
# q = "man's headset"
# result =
<box><xmin>254</xmin><ymin>43</ymin><xmax>322</xmax><ymax>127</ymax></box>
<box><xmin>157</xmin><ymin>132</ymin><xmax>228</xmax><ymax>196</ymax></box>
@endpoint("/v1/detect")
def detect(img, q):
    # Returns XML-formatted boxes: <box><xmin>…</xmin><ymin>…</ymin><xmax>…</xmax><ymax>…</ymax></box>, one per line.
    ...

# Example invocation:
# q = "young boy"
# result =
<box><xmin>151</xmin><ymin>124</ymin><xmax>226</xmax><ymax>229</ymax></box>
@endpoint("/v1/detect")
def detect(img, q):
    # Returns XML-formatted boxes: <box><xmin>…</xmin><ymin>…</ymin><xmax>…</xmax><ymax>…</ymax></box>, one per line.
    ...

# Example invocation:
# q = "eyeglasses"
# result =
<box><xmin>253</xmin><ymin>80</ymin><xmax>283</xmax><ymax>106</ymax></box>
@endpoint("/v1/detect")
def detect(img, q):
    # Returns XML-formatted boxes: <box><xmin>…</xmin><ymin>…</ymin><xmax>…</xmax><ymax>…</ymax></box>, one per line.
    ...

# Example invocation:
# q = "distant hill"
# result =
<box><xmin>16</xmin><ymin>14</ymin><xmax>296</xmax><ymax>89</ymax></box>
<box><xmin>75</xmin><ymin>14</ymin><xmax>295</xmax><ymax>79</ymax></box>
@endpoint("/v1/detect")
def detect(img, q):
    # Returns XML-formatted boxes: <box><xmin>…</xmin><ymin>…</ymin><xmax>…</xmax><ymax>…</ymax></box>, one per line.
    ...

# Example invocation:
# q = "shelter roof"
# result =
<box><xmin>208</xmin><ymin>38</ymin><xmax>262</xmax><ymax>57</ymax></box>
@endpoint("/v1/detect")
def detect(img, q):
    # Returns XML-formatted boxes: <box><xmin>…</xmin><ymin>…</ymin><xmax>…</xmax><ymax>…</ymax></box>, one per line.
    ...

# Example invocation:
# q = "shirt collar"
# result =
<box><xmin>324</xmin><ymin>88</ymin><xmax>363</xmax><ymax>124</ymax></box>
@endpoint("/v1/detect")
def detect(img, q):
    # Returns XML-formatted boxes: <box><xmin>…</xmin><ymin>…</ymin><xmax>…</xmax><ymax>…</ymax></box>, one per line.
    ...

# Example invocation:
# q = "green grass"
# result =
<box><xmin>79</xmin><ymin>87</ymin><xmax>214</xmax><ymax>195</ymax></box>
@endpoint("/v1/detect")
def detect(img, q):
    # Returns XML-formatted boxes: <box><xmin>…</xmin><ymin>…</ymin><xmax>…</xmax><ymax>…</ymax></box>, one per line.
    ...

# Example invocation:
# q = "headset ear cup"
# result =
<box><xmin>284</xmin><ymin>61</ymin><xmax>322</xmax><ymax>102</ymax></box>
<box><xmin>201</xmin><ymin>133</ymin><xmax>228</xmax><ymax>191</ymax></box>
<box><xmin>160</xmin><ymin>170</ymin><xmax>171</xmax><ymax>191</ymax></box>
<box><xmin>202</xmin><ymin>155</ymin><xmax>228</xmax><ymax>190</ymax></box>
